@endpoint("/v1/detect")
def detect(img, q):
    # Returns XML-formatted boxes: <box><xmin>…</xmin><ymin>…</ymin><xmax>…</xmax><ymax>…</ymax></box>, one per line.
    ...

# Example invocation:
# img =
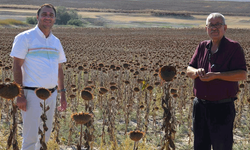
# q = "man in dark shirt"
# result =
<box><xmin>187</xmin><ymin>13</ymin><xmax>247</xmax><ymax>150</ymax></box>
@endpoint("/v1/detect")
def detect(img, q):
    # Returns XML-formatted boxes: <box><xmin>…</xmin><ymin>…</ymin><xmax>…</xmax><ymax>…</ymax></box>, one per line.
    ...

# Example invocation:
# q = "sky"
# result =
<box><xmin>206</xmin><ymin>0</ymin><xmax>250</xmax><ymax>1</ymax></box>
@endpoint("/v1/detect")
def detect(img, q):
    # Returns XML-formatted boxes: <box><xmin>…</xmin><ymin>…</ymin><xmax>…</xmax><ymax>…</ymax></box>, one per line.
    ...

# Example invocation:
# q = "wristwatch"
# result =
<box><xmin>59</xmin><ymin>88</ymin><xmax>66</xmax><ymax>92</ymax></box>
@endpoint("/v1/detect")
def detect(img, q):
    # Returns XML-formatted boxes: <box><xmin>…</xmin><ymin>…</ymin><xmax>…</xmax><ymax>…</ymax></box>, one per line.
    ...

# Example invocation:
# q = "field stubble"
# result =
<box><xmin>0</xmin><ymin>27</ymin><xmax>250</xmax><ymax>149</ymax></box>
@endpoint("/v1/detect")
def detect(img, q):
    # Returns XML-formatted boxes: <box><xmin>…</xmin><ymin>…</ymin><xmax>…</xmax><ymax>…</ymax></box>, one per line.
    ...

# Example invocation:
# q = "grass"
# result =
<box><xmin>0</xmin><ymin>19</ymin><xmax>26</xmax><ymax>26</ymax></box>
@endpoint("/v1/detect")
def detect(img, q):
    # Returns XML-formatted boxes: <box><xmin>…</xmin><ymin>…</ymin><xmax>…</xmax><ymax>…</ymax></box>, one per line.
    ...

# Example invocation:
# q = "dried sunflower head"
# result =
<box><xmin>0</xmin><ymin>82</ymin><xmax>22</xmax><ymax>100</ymax></box>
<box><xmin>129</xmin><ymin>130</ymin><xmax>145</xmax><ymax>142</ymax></box>
<box><xmin>110</xmin><ymin>97</ymin><xmax>115</xmax><ymax>101</ymax></box>
<box><xmin>83</xmin><ymin>86</ymin><xmax>92</xmax><ymax>92</ymax></box>
<box><xmin>71</xmin><ymin>112</ymin><xmax>93</xmax><ymax>125</ymax></box>
<box><xmin>99</xmin><ymin>87</ymin><xmax>108</xmax><ymax>95</ymax></box>
<box><xmin>147</xmin><ymin>85</ymin><xmax>153</xmax><ymax>91</ymax></box>
<box><xmin>87</xmin><ymin>80</ymin><xmax>93</xmax><ymax>84</ymax></box>
<box><xmin>109</xmin><ymin>82</ymin><xmax>116</xmax><ymax>86</ymax></box>
<box><xmin>159</xmin><ymin>66</ymin><xmax>176</xmax><ymax>82</ymax></box>
<box><xmin>139</xmin><ymin>105</ymin><xmax>144</xmax><ymax>109</ymax></box>
<box><xmin>134</xmin><ymin>87</ymin><xmax>140</xmax><ymax>92</ymax></box>
<box><xmin>35</xmin><ymin>88</ymin><xmax>51</xmax><ymax>100</ymax></box>
<box><xmin>154</xmin><ymin>106</ymin><xmax>159</xmax><ymax>111</ymax></box>
<box><xmin>110</xmin><ymin>86</ymin><xmax>118</xmax><ymax>91</ymax></box>
<box><xmin>124</xmin><ymin>81</ymin><xmax>130</xmax><ymax>85</ymax></box>
<box><xmin>81</xmin><ymin>90</ymin><xmax>93</xmax><ymax>101</ymax></box>
<box><xmin>137</xmin><ymin>79</ymin><xmax>143</xmax><ymax>84</ymax></box>
<box><xmin>154</xmin><ymin>81</ymin><xmax>160</xmax><ymax>86</ymax></box>
<box><xmin>239</xmin><ymin>84</ymin><xmax>245</xmax><ymax>88</ymax></box>
<box><xmin>123</xmin><ymin>63</ymin><xmax>129</xmax><ymax>69</ymax></box>
<box><xmin>4</xmin><ymin>78</ymin><xmax>11</xmax><ymax>82</ymax></box>
<box><xmin>170</xmin><ymin>88</ymin><xmax>177</xmax><ymax>94</ymax></box>
<box><xmin>69</xmin><ymin>94</ymin><xmax>76</xmax><ymax>99</ymax></box>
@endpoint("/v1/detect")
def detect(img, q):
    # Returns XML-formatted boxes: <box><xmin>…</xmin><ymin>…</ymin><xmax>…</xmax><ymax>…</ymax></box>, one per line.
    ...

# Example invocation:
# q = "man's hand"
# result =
<box><xmin>196</xmin><ymin>68</ymin><xmax>206</xmax><ymax>78</ymax></box>
<box><xmin>199</xmin><ymin>72</ymin><xmax>217</xmax><ymax>82</ymax></box>
<box><xmin>16</xmin><ymin>95</ymin><xmax>27</xmax><ymax>111</ymax></box>
<box><xmin>57</xmin><ymin>96</ymin><xmax>67</xmax><ymax>111</ymax></box>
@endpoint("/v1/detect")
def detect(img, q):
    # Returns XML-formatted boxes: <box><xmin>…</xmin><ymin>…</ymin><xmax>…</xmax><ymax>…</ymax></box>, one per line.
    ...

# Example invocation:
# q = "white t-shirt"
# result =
<box><xmin>10</xmin><ymin>25</ymin><xmax>67</xmax><ymax>88</ymax></box>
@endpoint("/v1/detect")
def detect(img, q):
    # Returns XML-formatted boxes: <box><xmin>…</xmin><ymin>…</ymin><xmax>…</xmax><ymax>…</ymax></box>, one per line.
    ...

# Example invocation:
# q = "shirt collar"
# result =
<box><xmin>35</xmin><ymin>25</ymin><xmax>52</xmax><ymax>39</ymax></box>
<box><xmin>206</xmin><ymin>36</ymin><xmax>226</xmax><ymax>53</ymax></box>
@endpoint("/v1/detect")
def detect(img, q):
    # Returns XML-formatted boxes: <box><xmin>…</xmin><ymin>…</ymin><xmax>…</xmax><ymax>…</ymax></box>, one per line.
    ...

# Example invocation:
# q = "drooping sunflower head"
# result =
<box><xmin>35</xmin><ymin>88</ymin><xmax>51</xmax><ymax>100</ymax></box>
<box><xmin>81</xmin><ymin>90</ymin><xmax>93</xmax><ymax>101</ymax></box>
<box><xmin>159</xmin><ymin>65</ymin><xmax>176</xmax><ymax>82</ymax></box>
<box><xmin>99</xmin><ymin>87</ymin><xmax>108</xmax><ymax>95</ymax></box>
<box><xmin>129</xmin><ymin>130</ymin><xmax>145</xmax><ymax>142</ymax></box>
<box><xmin>71</xmin><ymin>112</ymin><xmax>93</xmax><ymax>125</ymax></box>
<box><xmin>146</xmin><ymin>85</ymin><xmax>153</xmax><ymax>92</ymax></box>
<box><xmin>0</xmin><ymin>82</ymin><xmax>22</xmax><ymax>100</ymax></box>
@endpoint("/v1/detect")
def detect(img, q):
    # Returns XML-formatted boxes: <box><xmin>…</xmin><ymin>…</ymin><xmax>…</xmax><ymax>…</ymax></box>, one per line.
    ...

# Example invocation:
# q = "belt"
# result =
<box><xmin>22</xmin><ymin>86</ymin><xmax>58</xmax><ymax>93</ymax></box>
<box><xmin>198</xmin><ymin>97</ymin><xmax>236</xmax><ymax>104</ymax></box>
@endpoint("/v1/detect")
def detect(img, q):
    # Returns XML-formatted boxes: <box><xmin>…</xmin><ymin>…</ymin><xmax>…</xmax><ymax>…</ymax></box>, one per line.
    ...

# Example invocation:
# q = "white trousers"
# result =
<box><xmin>21</xmin><ymin>89</ymin><xmax>57</xmax><ymax>150</ymax></box>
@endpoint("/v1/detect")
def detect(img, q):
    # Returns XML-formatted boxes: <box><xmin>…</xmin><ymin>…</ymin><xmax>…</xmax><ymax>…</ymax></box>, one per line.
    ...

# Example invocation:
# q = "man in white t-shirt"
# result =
<box><xmin>10</xmin><ymin>3</ymin><xmax>67</xmax><ymax>150</ymax></box>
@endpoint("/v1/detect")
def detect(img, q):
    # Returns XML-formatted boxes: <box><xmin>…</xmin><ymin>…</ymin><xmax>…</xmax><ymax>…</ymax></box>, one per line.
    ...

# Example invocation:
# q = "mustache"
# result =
<box><xmin>210</xmin><ymin>30</ymin><xmax>218</xmax><ymax>33</ymax></box>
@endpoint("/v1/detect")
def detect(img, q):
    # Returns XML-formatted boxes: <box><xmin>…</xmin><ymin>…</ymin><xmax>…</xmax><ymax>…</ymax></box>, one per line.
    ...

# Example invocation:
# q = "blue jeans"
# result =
<box><xmin>192</xmin><ymin>97</ymin><xmax>235</xmax><ymax>150</ymax></box>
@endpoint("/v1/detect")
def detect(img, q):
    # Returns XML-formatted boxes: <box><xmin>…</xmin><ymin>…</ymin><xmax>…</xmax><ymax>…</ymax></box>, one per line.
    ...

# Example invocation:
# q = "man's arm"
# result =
<box><xmin>13</xmin><ymin>57</ymin><xmax>27</xmax><ymax>111</ymax></box>
<box><xmin>201</xmin><ymin>70</ymin><xmax>247</xmax><ymax>82</ymax></box>
<box><xmin>187</xmin><ymin>65</ymin><xmax>246</xmax><ymax>82</ymax></box>
<box><xmin>57</xmin><ymin>63</ymin><xmax>67</xmax><ymax>111</ymax></box>
<box><xmin>187</xmin><ymin>65</ymin><xmax>247</xmax><ymax>82</ymax></box>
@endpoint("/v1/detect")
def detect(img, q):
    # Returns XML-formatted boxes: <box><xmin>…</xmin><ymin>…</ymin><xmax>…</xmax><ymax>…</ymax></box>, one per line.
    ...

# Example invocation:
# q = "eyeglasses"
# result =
<box><xmin>206</xmin><ymin>23</ymin><xmax>224</xmax><ymax>29</ymax></box>
<box><xmin>41</xmin><ymin>13</ymin><xmax>55</xmax><ymax>18</ymax></box>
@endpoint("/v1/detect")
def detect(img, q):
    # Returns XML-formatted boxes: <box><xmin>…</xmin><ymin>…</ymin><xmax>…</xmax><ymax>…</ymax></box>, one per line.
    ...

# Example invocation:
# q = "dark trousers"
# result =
<box><xmin>192</xmin><ymin>97</ymin><xmax>236</xmax><ymax>150</ymax></box>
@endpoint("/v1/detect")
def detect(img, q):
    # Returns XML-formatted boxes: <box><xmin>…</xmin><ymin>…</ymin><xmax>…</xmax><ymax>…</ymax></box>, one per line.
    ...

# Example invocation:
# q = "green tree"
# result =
<box><xmin>26</xmin><ymin>6</ymin><xmax>83</xmax><ymax>26</ymax></box>
<box><xmin>68</xmin><ymin>10</ymin><xmax>80</xmax><ymax>20</ymax></box>
<box><xmin>56</xmin><ymin>6</ymin><xmax>82</xmax><ymax>26</ymax></box>
<box><xmin>56</xmin><ymin>6</ymin><xmax>70</xmax><ymax>25</ymax></box>
<box><xmin>67</xmin><ymin>19</ymin><xmax>83</xmax><ymax>26</ymax></box>
<box><xmin>26</xmin><ymin>17</ymin><xmax>37</xmax><ymax>24</ymax></box>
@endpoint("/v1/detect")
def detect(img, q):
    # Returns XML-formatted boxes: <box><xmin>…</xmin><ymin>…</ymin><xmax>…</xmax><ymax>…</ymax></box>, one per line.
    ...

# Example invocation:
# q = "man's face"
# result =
<box><xmin>37</xmin><ymin>6</ymin><xmax>56</xmax><ymax>30</ymax></box>
<box><xmin>206</xmin><ymin>17</ymin><xmax>227</xmax><ymax>41</ymax></box>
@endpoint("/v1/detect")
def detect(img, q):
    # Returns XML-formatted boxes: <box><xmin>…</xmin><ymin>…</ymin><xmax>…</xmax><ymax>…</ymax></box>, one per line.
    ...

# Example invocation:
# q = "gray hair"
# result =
<box><xmin>206</xmin><ymin>13</ymin><xmax>226</xmax><ymax>25</ymax></box>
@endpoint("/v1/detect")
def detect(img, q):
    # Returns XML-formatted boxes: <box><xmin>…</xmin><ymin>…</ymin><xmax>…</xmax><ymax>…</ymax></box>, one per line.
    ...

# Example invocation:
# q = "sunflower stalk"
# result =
<box><xmin>133</xmin><ymin>141</ymin><xmax>137</xmax><ymax>150</ymax></box>
<box><xmin>101</xmin><ymin>106</ymin><xmax>107</xmax><ymax>145</ymax></box>
<box><xmin>234</xmin><ymin>88</ymin><xmax>244</xmax><ymax>128</ymax></box>
<box><xmin>54</xmin><ymin>108</ymin><xmax>61</xmax><ymax>144</ymax></box>
<box><xmin>187</xmin><ymin>97</ymin><xmax>194</xmax><ymax>145</ymax></box>
<box><xmin>67</xmin><ymin>120</ymin><xmax>75</xmax><ymax>146</ymax></box>
<box><xmin>39</xmin><ymin>99</ymin><xmax>49</xmax><ymax>150</ymax></box>
<box><xmin>107</xmin><ymin>98</ymin><xmax>116</xmax><ymax>144</ymax></box>
<box><xmin>152</xmin><ymin>100</ymin><xmax>157</xmax><ymax>135</ymax></box>
<box><xmin>136</xmin><ymin>89</ymin><xmax>142</xmax><ymax>130</ymax></box>
<box><xmin>6</xmin><ymin>100</ymin><xmax>19</xmax><ymax>150</ymax></box>
<box><xmin>5</xmin><ymin>99</ymin><xmax>10</xmax><ymax>122</ymax></box>
<box><xmin>144</xmin><ymin>90</ymin><xmax>149</xmax><ymax>137</ymax></box>
<box><xmin>76</xmin><ymin>124</ymin><xmax>83</xmax><ymax>150</ymax></box>
<box><xmin>160</xmin><ymin>82</ymin><xmax>175</xmax><ymax>150</ymax></box>
<box><xmin>124</xmin><ymin>84</ymin><xmax>131</xmax><ymax>135</ymax></box>
<box><xmin>99</xmin><ymin>89</ymin><xmax>108</xmax><ymax>145</ymax></box>
<box><xmin>84</xmin><ymin>116</ymin><xmax>95</xmax><ymax>150</ymax></box>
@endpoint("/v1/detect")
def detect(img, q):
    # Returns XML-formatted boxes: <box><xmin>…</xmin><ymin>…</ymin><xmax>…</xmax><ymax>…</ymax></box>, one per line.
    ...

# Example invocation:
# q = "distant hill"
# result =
<box><xmin>1</xmin><ymin>0</ymin><xmax>250</xmax><ymax>16</ymax></box>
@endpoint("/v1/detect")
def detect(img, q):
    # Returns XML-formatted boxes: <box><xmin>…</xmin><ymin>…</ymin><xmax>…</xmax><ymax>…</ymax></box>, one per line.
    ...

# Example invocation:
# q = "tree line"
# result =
<box><xmin>26</xmin><ymin>6</ymin><xmax>83</xmax><ymax>26</ymax></box>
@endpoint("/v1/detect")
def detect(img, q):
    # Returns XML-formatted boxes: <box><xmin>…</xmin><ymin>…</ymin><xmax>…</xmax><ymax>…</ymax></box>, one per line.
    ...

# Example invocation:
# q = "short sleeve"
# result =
<box><xmin>229</xmin><ymin>44</ymin><xmax>247</xmax><ymax>71</ymax></box>
<box><xmin>10</xmin><ymin>34</ymin><xmax>28</xmax><ymax>59</ymax></box>
<box><xmin>58</xmin><ymin>41</ymin><xmax>67</xmax><ymax>63</ymax></box>
<box><xmin>189</xmin><ymin>44</ymin><xmax>200</xmax><ymax>68</ymax></box>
